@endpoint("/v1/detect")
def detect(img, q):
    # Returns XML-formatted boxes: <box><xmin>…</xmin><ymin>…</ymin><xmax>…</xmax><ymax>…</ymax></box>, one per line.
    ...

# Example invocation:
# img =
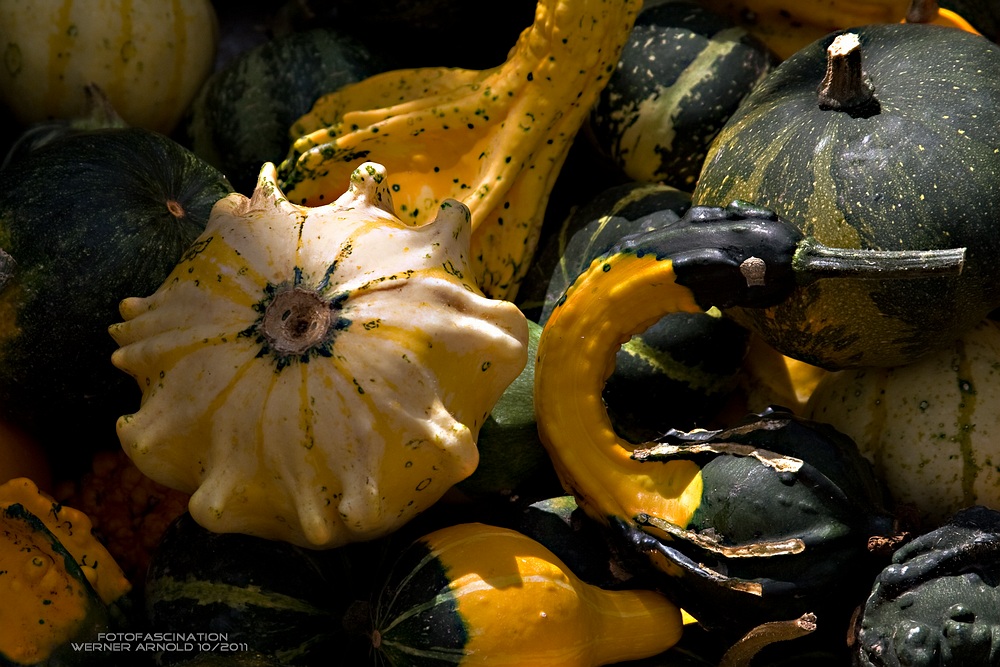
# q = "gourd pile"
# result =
<box><xmin>1</xmin><ymin>0</ymin><xmax>1000</xmax><ymax>665</ymax></box>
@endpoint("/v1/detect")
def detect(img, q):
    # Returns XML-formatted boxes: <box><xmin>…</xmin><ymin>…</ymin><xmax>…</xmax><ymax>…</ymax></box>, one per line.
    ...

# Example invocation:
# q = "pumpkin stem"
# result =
<box><xmin>817</xmin><ymin>33</ymin><xmax>879</xmax><ymax>117</ymax></box>
<box><xmin>717</xmin><ymin>613</ymin><xmax>818</xmax><ymax>667</ymax></box>
<box><xmin>793</xmin><ymin>240</ymin><xmax>966</xmax><ymax>284</ymax></box>
<box><xmin>905</xmin><ymin>0</ymin><xmax>940</xmax><ymax>23</ymax></box>
<box><xmin>262</xmin><ymin>287</ymin><xmax>337</xmax><ymax>355</ymax></box>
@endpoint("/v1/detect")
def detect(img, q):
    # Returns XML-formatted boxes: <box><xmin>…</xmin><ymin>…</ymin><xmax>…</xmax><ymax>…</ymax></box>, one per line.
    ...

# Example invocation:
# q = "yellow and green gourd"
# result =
<box><xmin>109</xmin><ymin>161</ymin><xmax>529</xmax><ymax>549</ymax></box>
<box><xmin>276</xmin><ymin>0</ymin><xmax>642</xmax><ymax>300</ymax></box>
<box><xmin>372</xmin><ymin>522</ymin><xmax>684</xmax><ymax>667</ymax></box>
<box><xmin>0</xmin><ymin>477</ymin><xmax>132</xmax><ymax>666</ymax></box>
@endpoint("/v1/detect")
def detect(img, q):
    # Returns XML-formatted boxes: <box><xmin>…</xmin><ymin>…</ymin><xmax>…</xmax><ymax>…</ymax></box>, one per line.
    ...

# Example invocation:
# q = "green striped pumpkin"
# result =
<box><xmin>692</xmin><ymin>24</ymin><xmax>1000</xmax><ymax>369</ymax></box>
<box><xmin>145</xmin><ymin>513</ymin><xmax>365</xmax><ymax>666</ymax></box>
<box><xmin>185</xmin><ymin>28</ymin><xmax>389</xmax><ymax>194</ymax></box>
<box><xmin>589</xmin><ymin>0</ymin><xmax>775</xmax><ymax>190</ymax></box>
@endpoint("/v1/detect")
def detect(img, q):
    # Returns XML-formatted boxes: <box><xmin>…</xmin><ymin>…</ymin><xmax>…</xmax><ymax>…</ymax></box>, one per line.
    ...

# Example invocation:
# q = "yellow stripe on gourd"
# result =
<box><xmin>535</xmin><ymin>253</ymin><xmax>706</xmax><ymax>531</ymax></box>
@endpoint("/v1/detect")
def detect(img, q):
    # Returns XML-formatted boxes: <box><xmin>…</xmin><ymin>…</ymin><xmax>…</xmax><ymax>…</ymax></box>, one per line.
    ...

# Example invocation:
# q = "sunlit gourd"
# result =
<box><xmin>110</xmin><ymin>162</ymin><xmax>529</xmax><ymax>549</ymax></box>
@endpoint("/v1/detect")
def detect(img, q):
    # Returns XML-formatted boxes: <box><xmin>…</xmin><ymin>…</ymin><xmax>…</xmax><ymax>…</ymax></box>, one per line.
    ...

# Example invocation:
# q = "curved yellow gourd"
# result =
<box><xmin>110</xmin><ymin>162</ymin><xmax>529</xmax><ymax>549</ymax></box>
<box><xmin>375</xmin><ymin>522</ymin><xmax>684</xmax><ymax>666</ymax></box>
<box><xmin>0</xmin><ymin>0</ymin><xmax>218</xmax><ymax>134</ymax></box>
<box><xmin>277</xmin><ymin>0</ymin><xmax>642</xmax><ymax>300</ymax></box>
<box><xmin>534</xmin><ymin>252</ymin><xmax>705</xmax><ymax>531</ymax></box>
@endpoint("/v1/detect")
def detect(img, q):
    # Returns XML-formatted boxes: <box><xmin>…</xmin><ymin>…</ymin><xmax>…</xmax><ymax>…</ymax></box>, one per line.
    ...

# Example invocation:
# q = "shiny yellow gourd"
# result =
<box><xmin>374</xmin><ymin>522</ymin><xmax>684</xmax><ymax>666</ymax></box>
<box><xmin>110</xmin><ymin>161</ymin><xmax>529</xmax><ymax>549</ymax></box>
<box><xmin>277</xmin><ymin>0</ymin><xmax>641</xmax><ymax>300</ymax></box>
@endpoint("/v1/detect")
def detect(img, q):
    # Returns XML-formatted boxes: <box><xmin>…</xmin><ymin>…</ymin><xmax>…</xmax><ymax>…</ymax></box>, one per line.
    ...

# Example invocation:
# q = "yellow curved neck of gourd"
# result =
<box><xmin>534</xmin><ymin>252</ymin><xmax>706</xmax><ymax>530</ymax></box>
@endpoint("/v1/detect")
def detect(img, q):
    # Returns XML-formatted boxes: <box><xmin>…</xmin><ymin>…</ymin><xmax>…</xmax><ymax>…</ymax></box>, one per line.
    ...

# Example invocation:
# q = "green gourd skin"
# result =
<box><xmin>185</xmin><ymin>28</ymin><xmax>390</xmax><ymax>195</ymax></box>
<box><xmin>693</xmin><ymin>24</ymin><xmax>1000</xmax><ymax>370</ymax></box>
<box><xmin>590</xmin><ymin>0</ymin><xmax>776</xmax><ymax>190</ymax></box>
<box><xmin>0</xmin><ymin>127</ymin><xmax>232</xmax><ymax>476</ymax></box>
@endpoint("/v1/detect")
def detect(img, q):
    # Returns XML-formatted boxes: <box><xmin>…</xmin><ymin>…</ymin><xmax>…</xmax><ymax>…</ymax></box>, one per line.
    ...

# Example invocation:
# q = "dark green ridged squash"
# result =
<box><xmin>854</xmin><ymin>505</ymin><xmax>1000</xmax><ymax>666</ymax></box>
<box><xmin>620</xmin><ymin>407</ymin><xmax>896</xmax><ymax>639</ymax></box>
<box><xmin>185</xmin><ymin>28</ymin><xmax>389</xmax><ymax>195</ymax></box>
<box><xmin>145</xmin><ymin>513</ymin><xmax>367</xmax><ymax>666</ymax></box>
<box><xmin>692</xmin><ymin>23</ymin><xmax>1000</xmax><ymax>370</ymax></box>
<box><xmin>589</xmin><ymin>0</ymin><xmax>775</xmax><ymax>190</ymax></box>
<box><xmin>0</xmin><ymin>127</ymin><xmax>232</xmax><ymax>477</ymax></box>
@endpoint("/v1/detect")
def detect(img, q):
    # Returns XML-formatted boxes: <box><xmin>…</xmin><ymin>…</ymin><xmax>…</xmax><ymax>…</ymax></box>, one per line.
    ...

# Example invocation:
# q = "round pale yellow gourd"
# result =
<box><xmin>0</xmin><ymin>0</ymin><xmax>218</xmax><ymax>134</ymax></box>
<box><xmin>804</xmin><ymin>319</ymin><xmax>1000</xmax><ymax>529</ymax></box>
<box><xmin>109</xmin><ymin>161</ymin><xmax>529</xmax><ymax>549</ymax></box>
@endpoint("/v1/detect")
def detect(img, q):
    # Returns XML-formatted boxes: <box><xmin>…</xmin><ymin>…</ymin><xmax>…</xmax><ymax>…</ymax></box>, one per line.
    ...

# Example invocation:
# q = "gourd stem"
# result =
<box><xmin>718</xmin><ymin>613</ymin><xmax>818</xmax><ymax>667</ymax></box>
<box><xmin>817</xmin><ymin>33</ymin><xmax>878</xmax><ymax>116</ymax></box>
<box><xmin>793</xmin><ymin>239</ymin><xmax>966</xmax><ymax>283</ymax></box>
<box><xmin>906</xmin><ymin>0</ymin><xmax>940</xmax><ymax>23</ymax></box>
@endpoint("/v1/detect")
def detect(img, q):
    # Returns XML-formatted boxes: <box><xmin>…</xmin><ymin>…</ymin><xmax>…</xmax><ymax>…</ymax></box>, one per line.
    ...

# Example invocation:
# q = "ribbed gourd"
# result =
<box><xmin>0</xmin><ymin>0</ymin><xmax>219</xmax><ymax>134</ymax></box>
<box><xmin>276</xmin><ymin>0</ymin><xmax>642</xmax><ymax>300</ymax></box>
<box><xmin>109</xmin><ymin>161</ymin><xmax>529</xmax><ymax>549</ymax></box>
<box><xmin>372</xmin><ymin>522</ymin><xmax>684</xmax><ymax>666</ymax></box>
<box><xmin>806</xmin><ymin>318</ymin><xmax>1000</xmax><ymax>530</ymax></box>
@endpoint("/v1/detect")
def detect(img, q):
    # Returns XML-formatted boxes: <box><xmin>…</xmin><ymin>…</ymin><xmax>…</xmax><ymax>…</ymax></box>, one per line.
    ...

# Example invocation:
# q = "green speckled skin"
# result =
<box><xmin>0</xmin><ymin>128</ymin><xmax>232</xmax><ymax>477</ymax></box>
<box><xmin>591</xmin><ymin>0</ymin><xmax>776</xmax><ymax>189</ymax></box>
<box><xmin>693</xmin><ymin>23</ymin><xmax>1000</xmax><ymax>370</ymax></box>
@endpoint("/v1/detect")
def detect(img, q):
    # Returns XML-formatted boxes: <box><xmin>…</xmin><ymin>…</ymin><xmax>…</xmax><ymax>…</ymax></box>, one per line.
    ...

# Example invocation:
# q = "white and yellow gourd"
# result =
<box><xmin>277</xmin><ymin>0</ymin><xmax>642</xmax><ymax>300</ymax></box>
<box><xmin>109</xmin><ymin>161</ymin><xmax>529</xmax><ymax>549</ymax></box>
<box><xmin>0</xmin><ymin>0</ymin><xmax>218</xmax><ymax>134</ymax></box>
<box><xmin>805</xmin><ymin>318</ymin><xmax>1000</xmax><ymax>529</ymax></box>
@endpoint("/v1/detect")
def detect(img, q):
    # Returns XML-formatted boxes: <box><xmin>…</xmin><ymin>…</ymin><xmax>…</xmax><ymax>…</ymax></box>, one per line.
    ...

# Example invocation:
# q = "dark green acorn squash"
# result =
<box><xmin>692</xmin><ymin>23</ymin><xmax>1000</xmax><ymax>370</ymax></box>
<box><xmin>145</xmin><ymin>513</ymin><xmax>367</xmax><ymax>666</ymax></box>
<box><xmin>0</xmin><ymin>127</ymin><xmax>232</xmax><ymax>477</ymax></box>
<box><xmin>184</xmin><ymin>28</ymin><xmax>389</xmax><ymax>194</ymax></box>
<box><xmin>589</xmin><ymin>0</ymin><xmax>776</xmax><ymax>190</ymax></box>
<box><xmin>854</xmin><ymin>505</ymin><xmax>1000</xmax><ymax>666</ymax></box>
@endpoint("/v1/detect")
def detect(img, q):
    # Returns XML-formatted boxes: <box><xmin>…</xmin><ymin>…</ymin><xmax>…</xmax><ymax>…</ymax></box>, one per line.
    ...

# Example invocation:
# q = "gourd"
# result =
<box><xmin>589</xmin><ymin>0</ymin><xmax>776</xmax><ymax>190</ymax></box>
<box><xmin>617</xmin><ymin>408</ymin><xmax>894</xmax><ymax>635</ymax></box>
<box><xmin>0</xmin><ymin>477</ymin><xmax>132</xmax><ymax>666</ymax></box>
<box><xmin>693</xmin><ymin>25</ymin><xmax>1000</xmax><ymax>370</ymax></box>
<box><xmin>371</xmin><ymin>522</ymin><xmax>684</xmax><ymax>667</ymax></box>
<box><xmin>805</xmin><ymin>318</ymin><xmax>1000</xmax><ymax>530</ymax></box>
<box><xmin>536</xmin><ymin>182</ymin><xmax>750</xmax><ymax>438</ymax></box>
<box><xmin>275</xmin><ymin>0</ymin><xmax>642</xmax><ymax>300</ymax></box>
<box><xmin>184</xmin><ymin>28</ymin><xmax>389</xmax><ymax>195</ymax></box>
<box><xmin>0</xmin><ymin>502</ymin><xmax>111</xmax><ymax>667</ymax></box>
<box><xmin>533</xmin><ymin>202</ymin><xmax>962</xmax><ymax>631</ymax></box>
<box><xmin>0</xmin><ymin>477</ymin><xmax>132</xmax><ymax>607</ymax></box>
<box><xmin>109</xmin><ymin>161</ymin><xmax>529</xmax><ymax>549</ymax></box>
<box><xmin>693</xmin><ymin>0</ymin><xmax>979</xmax><ymax>60</ymax></box>
<box><xmin>0</xmin><ymin>0</ymin><xmax>219</xmax><ymax>135</ymax></box>
<box><xmin>145</xmin><ymin>513</ymin><xmax>366</xmax><ymax>666</ymax></box>
<box><xmin>854</xmin><ymin>505</ymin><xmax>1000</xmax><ymax>666</ymax></box>
<box><xmin>0</xmin><ymin>127</ymin><xmax>232</xmax><ymax>478</ymax></box>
